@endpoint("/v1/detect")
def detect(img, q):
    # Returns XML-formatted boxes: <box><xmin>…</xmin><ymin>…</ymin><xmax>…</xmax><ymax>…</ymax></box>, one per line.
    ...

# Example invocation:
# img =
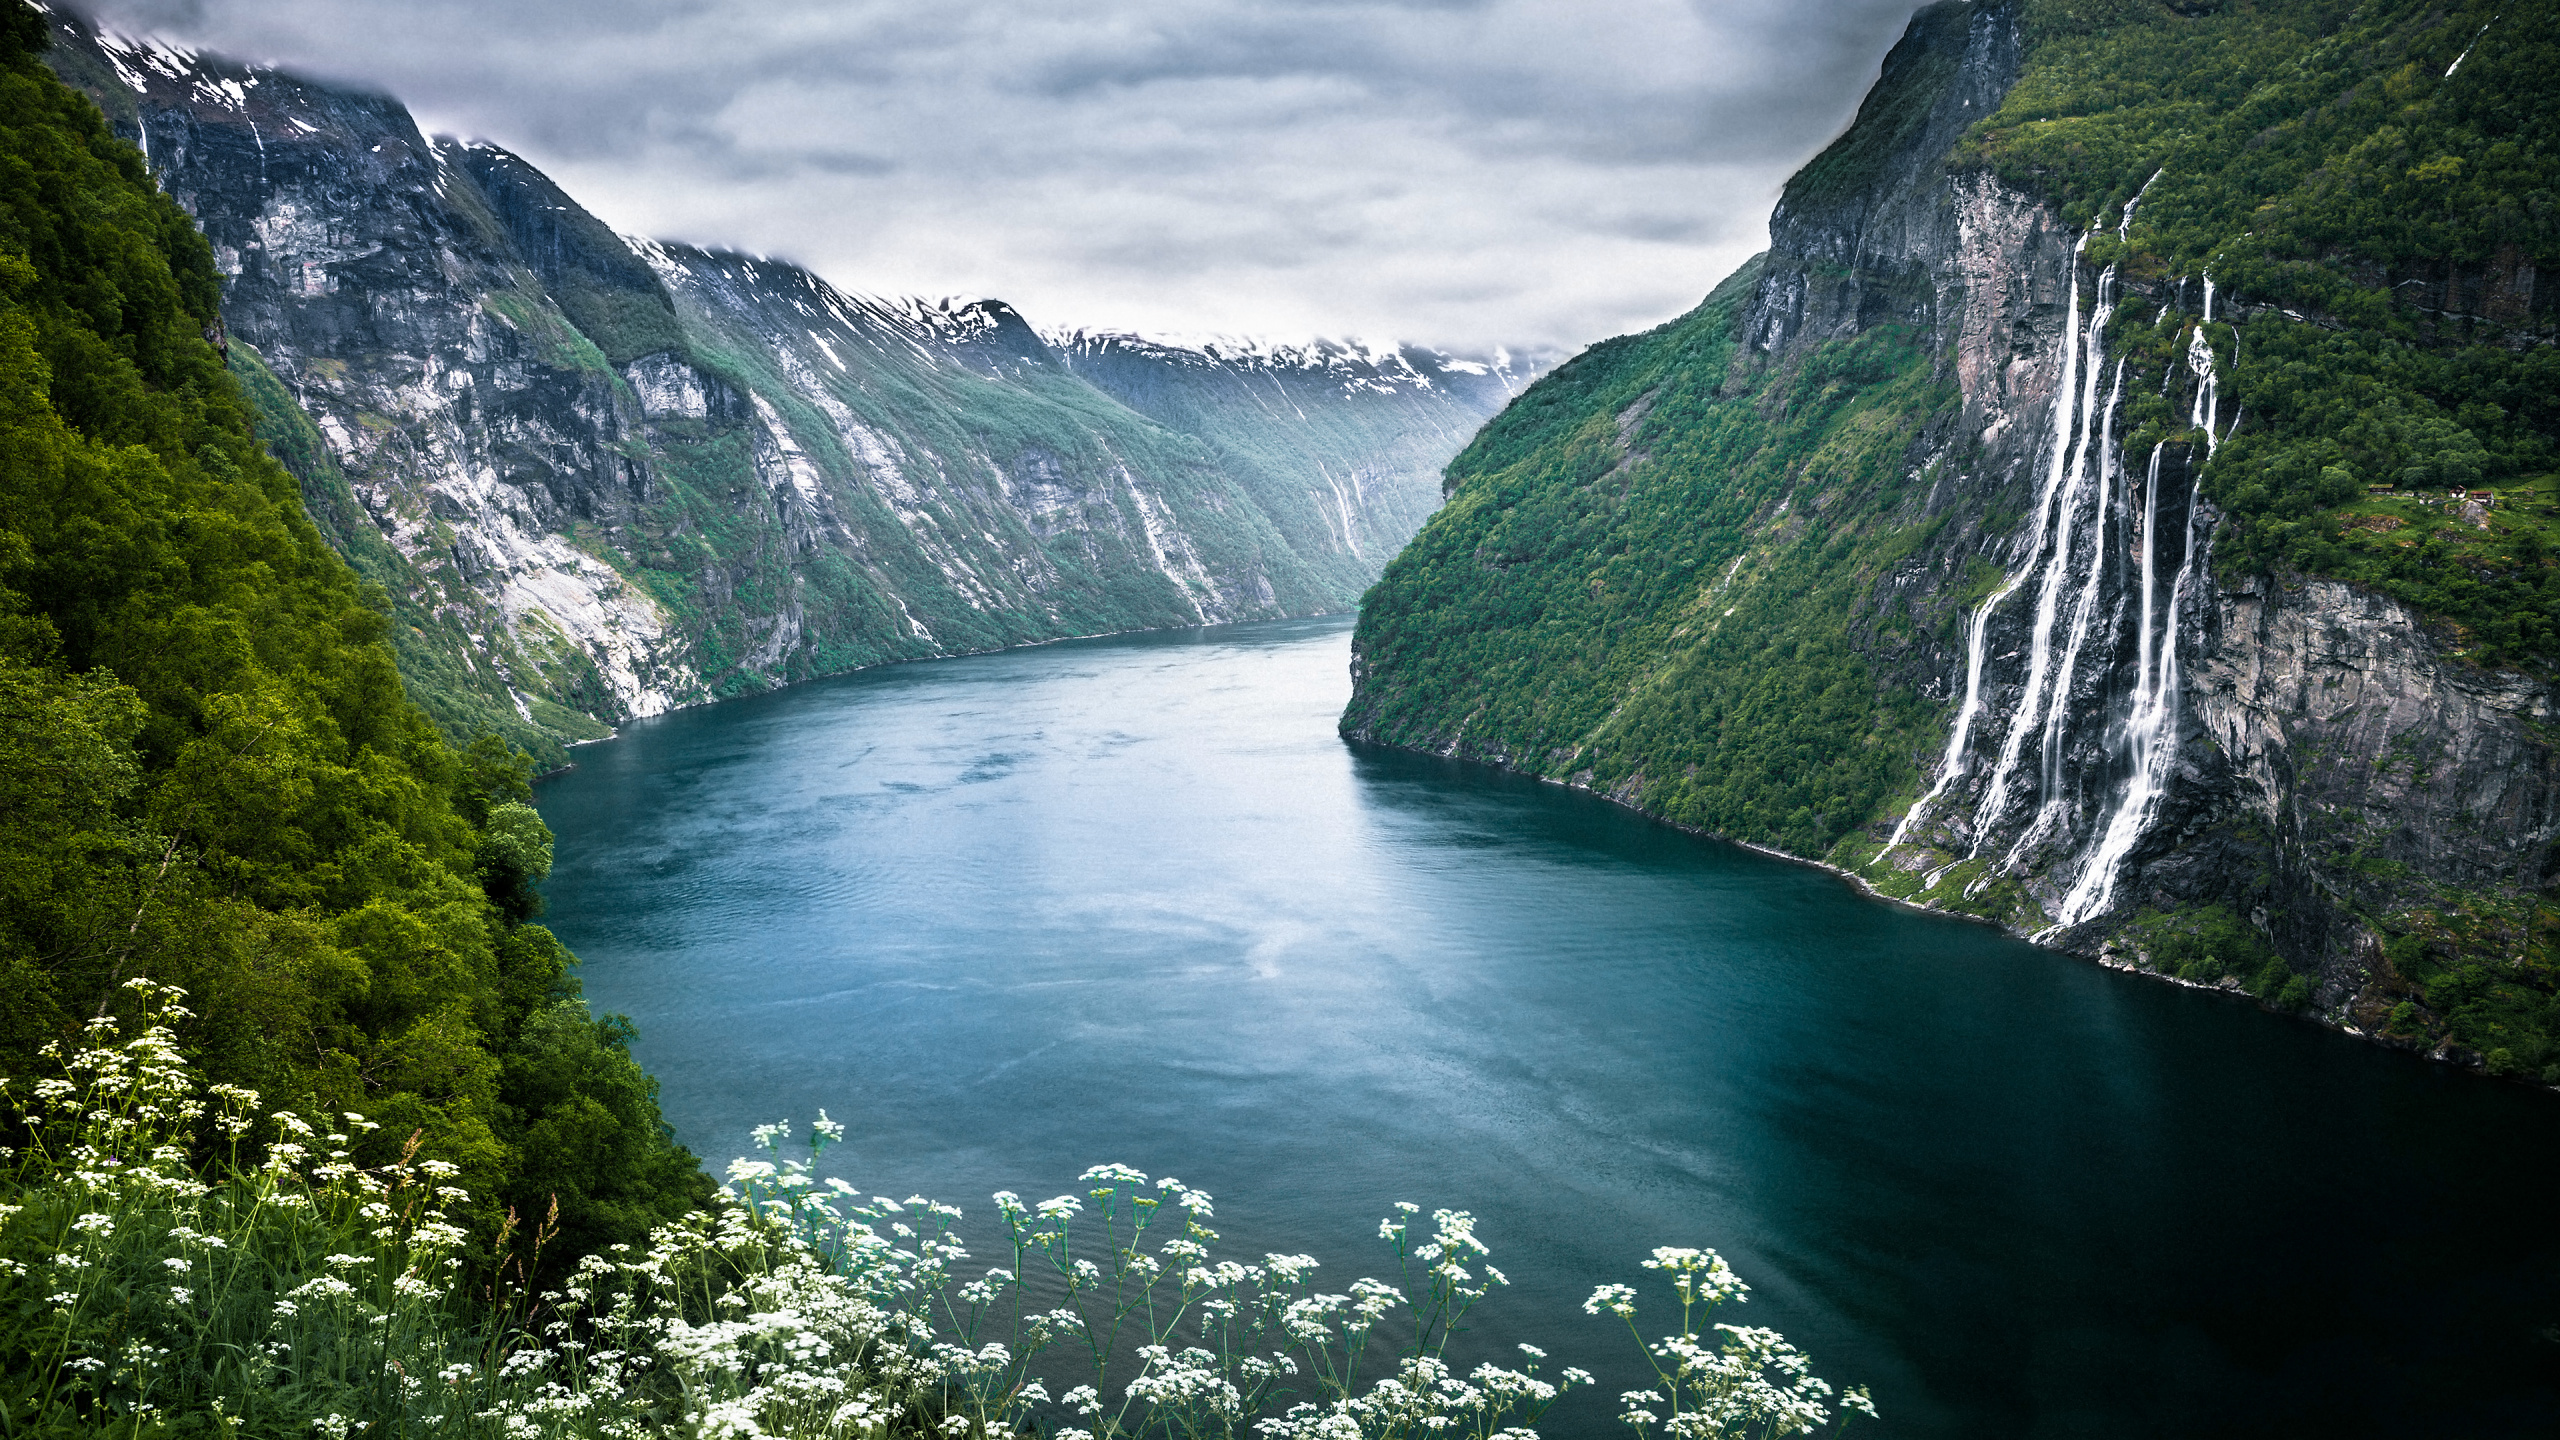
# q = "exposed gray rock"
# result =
<box><xmin>1764</xmin><ymin>1</ymin><xmax>2559</xmax><ymax>1048</ymax></box>
<box><xmin>41</xmin><ymin>9</ymin><xmax>1538</xmax><ymax>762</ymax></box>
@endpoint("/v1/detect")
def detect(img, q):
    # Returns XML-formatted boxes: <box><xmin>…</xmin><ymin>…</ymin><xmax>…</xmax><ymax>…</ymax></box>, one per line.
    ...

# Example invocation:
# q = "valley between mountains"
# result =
<box><xmin>37</xmin><ymin>0</ymin><xmax>2560</xmax><ymax>1078</ymax></box>
<box><xmin>12</xmin><ymin>0</ymin><xmax>2560</xmax><ymax>1432</ymax></box>
<box><xmin>40</xmin><ymin>6</ymin><xmax>1539</xmax><ymax>767</ymax></box>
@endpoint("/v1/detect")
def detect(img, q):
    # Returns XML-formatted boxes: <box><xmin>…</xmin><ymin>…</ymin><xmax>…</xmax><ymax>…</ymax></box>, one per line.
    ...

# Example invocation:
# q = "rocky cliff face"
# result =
<box><xmin>40</xmin><ymin>9</ymin><xmax>1534</xmax><ymax>762</ymax></box>
<box><xmin>1765</xmin><ymin>3</ymin><xmax>2557</xmax><ymax>1037</ymax></box>
<box><xmin>1345</xmin><ymin>0</ymin><xmax>2559</xmax><ymax>1070</ymax></box>
<box><xmin>2166</xmin><ymin>575</ymin><xmax>2557</xmax><ymax>1028</ymax></box>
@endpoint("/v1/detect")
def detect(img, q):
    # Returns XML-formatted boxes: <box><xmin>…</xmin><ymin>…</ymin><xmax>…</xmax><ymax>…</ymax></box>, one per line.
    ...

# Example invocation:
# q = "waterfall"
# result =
<box><xmin>1969</xmin><ymin>259</ymin><xmax>2116</xmax><ymax>857</ymax></box>
<box><xmin>1991</xmin><ymin>287</ymin><xmax>2126</xmax><ymax>882</ymax></box>
<box><xmin>1882</xmin><ymin>575</ymin><xmax>2006</xmax><ymax>855</ymax></box>
<box><xmin>2038</xmin><ymin>356</ymin><xmax>2125</xmax><ymax>801</ymax></box>
<box><xmin>2187</xmin><ymin>277</ymin><xmax>2222</xmax><ymax>454</ymax></box>
<box><xmin>2447</xmin><ymin>15</ymin><xmax>2497</xmax><ymax>78</ymax></box>
<box><xmin>2119</xmin><ymin>169</ymin><xmax>2162</xmax><ymax>240</ymax></box>
<box><xmin>2060</xmin><ymin>467</ymin><xmax>2204</xmax><ymax>925</ymax></box>
<box><xmin>2052</xmin><ymin>283</ymin><xmax>2228</xmax><ymax>925</ymax></box>
<box><xmin>1882</xmin><ymin>246</ymin><xmax>2232</xmax><ymax>926</ymax></box>
<box><xmin>1881</xmin><ymin>242</ymin><xmax>2095</xmax><ymax>860</ymax></box>
<box><xmin>2133</xmin><ymin>445</ymin><xmax>2161</xmax><ymax>744</ymax></box>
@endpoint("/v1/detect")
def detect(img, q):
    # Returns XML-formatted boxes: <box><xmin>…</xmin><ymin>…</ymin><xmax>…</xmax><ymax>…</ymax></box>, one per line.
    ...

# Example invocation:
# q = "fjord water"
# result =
<box><xmin>537</xmin><ymin>616</ymin><xmax>2560</xmax><ymax>1438</ymax></box>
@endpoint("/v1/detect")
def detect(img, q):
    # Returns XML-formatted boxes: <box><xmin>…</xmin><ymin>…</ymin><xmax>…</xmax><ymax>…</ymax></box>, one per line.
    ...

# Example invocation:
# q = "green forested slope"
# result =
<box><xmin>1346</xmin><ymin>261</ymin><xmax>1957</xmax><ymax>859</ymax></box>
<box><xmin>1972</xmin><ymin>0</ymin><xmax>2560</xmax><ymax>663</ymax></box>
<box><xmin>0</xmin><ymin>5</ymin><xmax>706</xmax><ymax>1252</ymax></box>
<box><xmin>1348</xmin><ymin>0</ymin><xmax>2560</xmax><ymax>1060</ymax></box>
<box><xmin>1353</xmin><ymin>0</ymin><xmax>2558</xmax><ymax>835</ymax></box>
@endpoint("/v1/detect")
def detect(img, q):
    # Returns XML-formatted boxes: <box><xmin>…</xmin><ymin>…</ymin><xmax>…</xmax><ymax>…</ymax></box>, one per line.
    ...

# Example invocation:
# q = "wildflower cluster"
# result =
<box><xmin>0</xmin><ymin>987</ymin><xmax>1872</xmax><ymax>1439</ymax></box>
<box><xmin>1584</xmin><ymin>1248</ymin><xmax>1874</xmax><ymax>1439</ymax></box>
<box><xmin>723</xmin><ymin>1126</ymin><xmax>1584</xmax><ymax>1439</ymax></box>
<box><xmin>0</xmin><ymin>981</ymin><xmax>478</xmax><ymax>1433</ymax></box>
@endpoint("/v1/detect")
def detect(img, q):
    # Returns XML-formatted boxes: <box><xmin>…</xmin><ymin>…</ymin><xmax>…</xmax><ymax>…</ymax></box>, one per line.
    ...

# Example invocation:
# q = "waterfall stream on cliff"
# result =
<box><xmin>1977</xmin><ymin>258</ymin><xmax>2125</xmax><ymax>878</ymax></box>
<box><xmin>2187</xmin><ymin>276</ymin><xmax>2224</xmax><ymax>454</ymax></box>
<box><xmin>1885</xmin><ymin>252</ymin><xmax>2249</xmax><ymax>928</ymax></box>
<box><xmin>2027</xmin><ymin>357</ymin><xmax>2124</xmax><ymax>822</ymax></box>
<box><xmin>1969</xmin><ymin>255</ymin><xmax>2108</xmax><ymax>860</ymax></box>
<box><xmin>2060</xmin><ymin>456</ymin><xmax>2204</xmax><ymax>925</ymax></box>
<box><xmin>1883</xmin><ymin>244</ymin><xmax>2097</xmax><ymax>866</ymax></box>
<box><xmin>2050</xmin><ymin>275</ymin><xmax>2227</xmax><ymax>926</ymax></box>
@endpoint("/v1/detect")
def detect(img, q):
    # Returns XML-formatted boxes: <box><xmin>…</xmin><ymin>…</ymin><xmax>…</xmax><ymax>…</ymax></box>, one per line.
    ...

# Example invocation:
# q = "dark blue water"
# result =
<box><xmin>537</xmin><ymin>616</ymin><xmax>2560</xmax><ymax>1438</ymax></box>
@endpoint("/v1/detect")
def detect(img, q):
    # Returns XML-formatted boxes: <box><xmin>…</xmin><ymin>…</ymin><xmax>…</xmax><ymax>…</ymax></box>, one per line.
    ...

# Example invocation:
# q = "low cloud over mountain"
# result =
<box><xmin>81</xmin><ymin>0</ymin><xmax>1922</xmax><ymax>350</ymax></box>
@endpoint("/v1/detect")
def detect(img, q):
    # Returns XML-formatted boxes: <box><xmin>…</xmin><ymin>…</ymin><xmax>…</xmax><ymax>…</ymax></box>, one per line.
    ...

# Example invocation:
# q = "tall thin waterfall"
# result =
<box><xmin>1881</xmin><ymin>241</ymin><xmax>2097</xmax><ymax>857</ymax></box>
<box><xmin>2119</xmin><ymin>169</ymin><xmax>2161</xmax><ymax>241</ymax></box>
<box><xmin>1883</xmin><ymin>242</ymin><xmax>2229</xmax><ymax>929</ymax></box>
<box><xmin>1970</xmin><ymin>259</ymin><xmax>2118</xmax><ymax>855</ymax></box>
<box><xmin>1881</xmin><ymin>572</ymin><xmax>2011</xmax><ymax>855</ymax></box>
<box><xmin>1993</xmin><ymin>355</ymin><xmax>2127</xmax><ymax>878</ymax></box>
<box><xmin>2059</xmin><ymin>460</ymin><xmax>2204</xmax><ymax>925</ymax></box>
<box><xmin>2040</xmin><ymin>358</ymin><xmax>2125</xmax><ymax>799</ymax></box>
<box><xmin>2187</xmin><ymin>277</ymin><xmax>2222</xmax><ymax>454</ymax></box>
<box><xmin>1879</xmin><ymin>211</ymin><xmax>2235</xmax><ymax>927</ymax></box>
<box><xmin>2050</xmin><ymin>282</ymin><xmax>2223</xmax><ymax>924</ymax></box>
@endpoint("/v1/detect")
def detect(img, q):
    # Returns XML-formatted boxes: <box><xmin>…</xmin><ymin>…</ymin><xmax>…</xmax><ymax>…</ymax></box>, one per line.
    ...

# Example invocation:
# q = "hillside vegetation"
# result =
<box><xmin>38</xmin><ymin>7</ymin><xmax>1535</xmax><ymax>771</ymax></box>
<box><xmin>1347</xmin><ymin>0</ymin><xmax>2558</xmax><ymax>1068</ymax></box>
<box><xmin>1973</xmin><ymin>0</ymin><xmax>2560</xmax><ymax>664</ymax></box>
<box><xmin>0</xmin><ymin>2</ymin><xmax>707</xmax><ymax>1262</ymax></box>
<box><xmin>1346</xmin><ymin>262</ymin><xmax>1955</xmax><ymax>860</ymax></box>
<box><xmin>0</xmin><ymin>9</ymin><xmax>1883</xmax><ymax>1436</ymax></box>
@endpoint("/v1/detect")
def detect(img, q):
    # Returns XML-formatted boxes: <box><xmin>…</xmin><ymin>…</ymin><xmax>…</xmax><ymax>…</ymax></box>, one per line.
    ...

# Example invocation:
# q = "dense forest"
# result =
<box><xmin>0</xmin><ymin>0</ymin><xmax>708</xmax><ymax>1273</ymax></box>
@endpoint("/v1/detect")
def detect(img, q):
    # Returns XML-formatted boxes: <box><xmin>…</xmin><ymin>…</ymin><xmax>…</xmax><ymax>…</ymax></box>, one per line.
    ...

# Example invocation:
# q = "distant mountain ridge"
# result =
<box><xmin>1046</xmin><ymin>328</ymin><xmax>1535</xmax><ymax>393</ymax></box>
<box><xmin>1047</xmin><ymin>329</ymin><xmax>1538</xmax><ymax>572</ymax></box>
<box><xmin>38</xmin><ymin>7</ymin><xmax>1540</xmax><ymax>763</ymax></box>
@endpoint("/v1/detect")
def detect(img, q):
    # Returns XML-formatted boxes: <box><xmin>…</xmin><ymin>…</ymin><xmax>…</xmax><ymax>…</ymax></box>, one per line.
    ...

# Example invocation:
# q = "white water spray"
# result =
<box><xmin>2052</xmin><ymin>275</ymin><xmax>2234</xmax><ymax>923</ymax></box>
<box><xmin>1882</xmin><ymin>576</ymin><xmax>2009</xmax><ymax>856</ymax></box>
<box><xmin>2447</xmin><ymin>14</ymin><xmax>2497</xmax><ymax>77</ymax></box>
<box><xmin>2060</xmin><ymin>464</ymin><xmax>2205</xmax><ymax>925</ymax></box>
<box><xmin>2039</xmin><ymin>356</ymin><xmax>2125</xmax><ymax>800</ymax></box>
<box><xmin>1988</xmin><ymin>280</ymin><xmax>2128</xmax><ymax>883</ymax></box>
<box><xmin>1970</xmin><ymin>256</ymin><xmax>2117</xmax><ymax>857</ymax></box>
<box><xmin>2187</xmin><ymin>277</ymin><xmax>2222</xmax><ymax>454</ymax></box>
<box><xmin>2134</xmin><ymin>445</ymin><xmax>2161</xmax><ymax>734</ymax></box>
<box><xmin>1881</xmin><ymin>242</ymin><xmax>2099</xmax><ymax>860</ymax></box>
<box><xmin>1884</xmin><ymin>248</ymin><xmax>2232</xmax><ymax>922</ymax></box>
<box><xmin>2119</xmin><ymin>169</ymin><xmax>2162</xmax><ymax>240</ymax></box>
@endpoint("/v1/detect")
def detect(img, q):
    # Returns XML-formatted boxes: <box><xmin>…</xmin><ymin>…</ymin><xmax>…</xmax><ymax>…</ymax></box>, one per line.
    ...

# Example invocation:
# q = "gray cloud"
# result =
<box><xmin>82</xmin><ymin>0</ymin><xmax>1924</xmax><ymax>351</ymax></box>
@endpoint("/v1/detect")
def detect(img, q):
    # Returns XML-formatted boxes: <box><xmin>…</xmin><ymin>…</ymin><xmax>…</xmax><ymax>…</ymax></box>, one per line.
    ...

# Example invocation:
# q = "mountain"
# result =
<box><xmin>37</xmin><ymin>8</ymin><xmax>1537</xmax><ymax>765</ymax></box>
<box><xmin>0</xmin><ymin>3</ymin><xmax>707</xmax><ymax>1265</ymax></box>
<box><xmin>1347</xmin><ymin>0</ymin><xmax>2560</xmax><ymax>1076</ymax></box>
<box><xmin>1049</xmin><ymin>329</ymin><xmax>1538</xmax><ymax>572</ymax></box>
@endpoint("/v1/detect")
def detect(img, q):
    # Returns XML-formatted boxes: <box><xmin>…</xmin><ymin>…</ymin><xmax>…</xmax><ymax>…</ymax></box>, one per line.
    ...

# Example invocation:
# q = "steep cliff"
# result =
<box><xmin>1348</xmin><ymin>0</ymin><xmax>2560</xmax><ymax>1076</ymax></box>
<box><xmin>39</xmin><ymin>8</ymin><xmax>1534</xmax><ymax>764</ymax></box>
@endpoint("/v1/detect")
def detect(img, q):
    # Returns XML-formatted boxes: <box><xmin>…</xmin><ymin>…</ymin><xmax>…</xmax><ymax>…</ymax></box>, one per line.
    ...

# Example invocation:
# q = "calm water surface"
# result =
<box><xmin>538</xmin><ymin>616</ymin><xmax>2560</xmax><ymax>1438</ymax></box>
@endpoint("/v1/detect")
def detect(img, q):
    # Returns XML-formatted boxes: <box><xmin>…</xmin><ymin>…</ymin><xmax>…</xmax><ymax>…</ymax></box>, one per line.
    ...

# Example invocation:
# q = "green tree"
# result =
<box><xmin>0</xmin><ymin>0</ymin><xmax>707</xmax><ymax>1262</ymax></box>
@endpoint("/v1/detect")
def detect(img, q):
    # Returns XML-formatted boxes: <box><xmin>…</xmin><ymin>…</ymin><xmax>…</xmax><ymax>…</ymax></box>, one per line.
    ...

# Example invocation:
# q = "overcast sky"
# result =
<box><xmin>86</xmin><ymin>0</ymin><xmax>1924</xmax><ymax>353</ymax></box>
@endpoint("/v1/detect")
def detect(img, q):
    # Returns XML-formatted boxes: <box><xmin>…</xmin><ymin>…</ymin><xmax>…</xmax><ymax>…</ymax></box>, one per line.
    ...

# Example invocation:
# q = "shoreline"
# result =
<box><xmin>541</xmin><ymin>607</ymin><xmax>1361</xmax><ymax>772</ymax></box>
<box><xmin>1350</xmin><ymin>731</ymin><xmax>2549</xmax><ymax>1094</ymax></box>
